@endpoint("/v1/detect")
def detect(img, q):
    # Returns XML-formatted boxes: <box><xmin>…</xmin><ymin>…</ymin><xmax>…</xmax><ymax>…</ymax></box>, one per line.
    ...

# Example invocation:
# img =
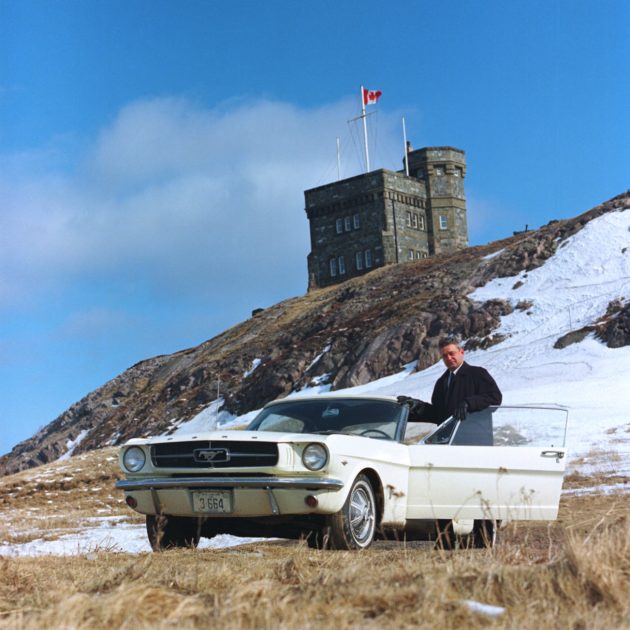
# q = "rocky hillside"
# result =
<box><xmin>2</xmin><ymin>190</ymin><xmax>629</xmax><ymax>476</ymax></box>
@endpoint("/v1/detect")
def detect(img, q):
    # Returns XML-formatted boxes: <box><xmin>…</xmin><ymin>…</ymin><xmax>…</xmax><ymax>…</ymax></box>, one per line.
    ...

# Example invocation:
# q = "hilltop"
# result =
<box><xmin>1</xmin><ymin>190</ymin><xmax>629</xmax><ymax>476</ymax></box>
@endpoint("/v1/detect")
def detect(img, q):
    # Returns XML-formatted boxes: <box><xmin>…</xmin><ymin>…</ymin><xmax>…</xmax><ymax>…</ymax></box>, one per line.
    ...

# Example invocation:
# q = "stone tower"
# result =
<box><xmin>304</xmin><ymin>146</ymin><xmax>468</xmax><ymax>290</ymax></box>
<box><xmin>406</xmin><ymin>147</ymin><xmax>468</xmax><ymax>254</ymax></box>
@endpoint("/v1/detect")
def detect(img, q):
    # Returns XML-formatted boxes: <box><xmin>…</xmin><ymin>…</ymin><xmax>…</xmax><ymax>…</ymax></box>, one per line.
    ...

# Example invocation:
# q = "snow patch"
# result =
<box><xmin>310</xmin><ymin>373</ymin><xmax>331</xmax><ymax>386</ymax></box>
<box><xmin>0</xmin><ymin>515</ymin><xmax>271</xmax><ymax>557</ymax></box>
<box><xmin>562</xmin><ymin>482</ymin><xmax>630</xmax><ymax>496</ymax></box>
<box><xmin>170</xmin><ymin>398</ymin><xmax>238</xmax><ymax>435</ymax></box>
<box><xmin>244</xmin><ymin>358</ymin><xmax>262</xmax><ymax>378</ymax></box>
<box><xmin>307</xmin><ymin>344</ymin><xmax>331</xmax><ymax>371</ymax></box>
<box><xmin>461</xmin><ymin>600</ymin><xmax>506</xmax><ymax>617</ymax></box>
<box><xmin>482</xmin><ymin>248</ymin><xmax>505</xmax><ymax>260</ymax></box>
<box><xmin>58</xmin><ymin>429</ymin><xmax>90</xmax><ymax>461</ymax></box>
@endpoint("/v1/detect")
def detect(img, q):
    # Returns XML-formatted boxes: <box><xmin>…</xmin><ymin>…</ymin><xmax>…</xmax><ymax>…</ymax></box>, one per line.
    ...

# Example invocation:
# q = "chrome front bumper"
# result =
<box><xmin>116</xmin><ymin>476</ymin><xmax>344</xmax><ymax>491</ymax></box>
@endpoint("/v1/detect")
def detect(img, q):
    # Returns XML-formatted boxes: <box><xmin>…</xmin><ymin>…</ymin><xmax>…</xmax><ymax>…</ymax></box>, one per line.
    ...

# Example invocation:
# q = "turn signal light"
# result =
<box><xmin>125</xmin><ymin>496</ymin><xmax>138</xmax><ymax>509</ymax></box>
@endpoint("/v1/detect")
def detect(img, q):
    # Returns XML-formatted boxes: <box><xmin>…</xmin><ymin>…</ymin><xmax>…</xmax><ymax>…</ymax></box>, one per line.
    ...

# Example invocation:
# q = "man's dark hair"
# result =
<box><xmin>438</xmin><ymin>336</ymin><xmax>462</xmax><ymax>349</ymax></box>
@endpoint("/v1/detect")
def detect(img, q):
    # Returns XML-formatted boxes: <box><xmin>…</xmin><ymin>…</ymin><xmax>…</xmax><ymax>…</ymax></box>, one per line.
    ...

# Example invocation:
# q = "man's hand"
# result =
<box><xmin>397</xmin><ymin>396</ymin><xmax>427</xmax><ymax>419</ymax></box>
<box><xmin>453</xmin><ymin>401</ymin><xmax>469</xmax><ymax>421</ymax></box>
<box><xmin>396</xmin><ymin>395</ymin><xmax>416</xmax><ymax>405</ymax></box>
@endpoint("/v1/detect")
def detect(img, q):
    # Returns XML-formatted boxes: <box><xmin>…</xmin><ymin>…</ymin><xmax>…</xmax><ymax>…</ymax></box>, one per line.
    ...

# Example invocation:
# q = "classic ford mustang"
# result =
<box><xmin>116</xmin><ymin>396</ymin><xmax>568</xmax><ymax>550</ymax></box>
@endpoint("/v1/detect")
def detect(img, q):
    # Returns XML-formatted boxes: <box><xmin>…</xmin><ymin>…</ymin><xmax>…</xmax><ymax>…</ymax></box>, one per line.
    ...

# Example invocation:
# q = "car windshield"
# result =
<box><xmin>247</xmin><ymin>398</ymin><xmax>405</xmax><ymax>440</ymax></box>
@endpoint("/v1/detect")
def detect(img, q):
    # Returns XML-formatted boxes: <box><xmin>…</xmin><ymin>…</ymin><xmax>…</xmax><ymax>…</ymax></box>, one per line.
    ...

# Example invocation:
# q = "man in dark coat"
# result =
<box><xmin>399</xmin><ymin>336</ymin><xmax>502</xmax><ymax>423</ymax></box>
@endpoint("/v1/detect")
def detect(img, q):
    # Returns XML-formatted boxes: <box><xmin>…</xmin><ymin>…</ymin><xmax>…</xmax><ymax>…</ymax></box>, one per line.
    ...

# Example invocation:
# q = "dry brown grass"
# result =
<box><xmin>1</xmin><ymin>449</ymin><xmax>629</xmax><ymax>629</ymax></box>
<box><xmin>0</xmin><ymin>447</ymin><xmax>141</xmax><ymax>547</ymax></box>
<box><xmin>1</xmin><ymin>518</ymin><xmax>629</xmax><ymax>629</ymax></box>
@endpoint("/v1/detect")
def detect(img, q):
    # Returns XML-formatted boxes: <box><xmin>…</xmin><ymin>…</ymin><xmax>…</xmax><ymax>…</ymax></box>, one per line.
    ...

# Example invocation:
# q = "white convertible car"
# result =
<box><xmin>116</xmin><ymin>396</ymin><xmax>568</xmax><ymax>550</ymax></box>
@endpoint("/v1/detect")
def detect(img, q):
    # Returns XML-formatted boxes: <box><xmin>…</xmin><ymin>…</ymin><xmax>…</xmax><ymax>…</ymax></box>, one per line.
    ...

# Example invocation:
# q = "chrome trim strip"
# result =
<box><xmin>116</xmin><ymin>476</ymin><xmax>344</xmax><ymax>491</ymax></box>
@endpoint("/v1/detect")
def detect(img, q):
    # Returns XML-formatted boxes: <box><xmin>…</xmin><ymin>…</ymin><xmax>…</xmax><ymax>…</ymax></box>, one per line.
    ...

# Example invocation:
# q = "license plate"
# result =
<box><xmin>192</xmin><ymin>490</ymin><xmax>232</xmax><ymax>513</ymax></box>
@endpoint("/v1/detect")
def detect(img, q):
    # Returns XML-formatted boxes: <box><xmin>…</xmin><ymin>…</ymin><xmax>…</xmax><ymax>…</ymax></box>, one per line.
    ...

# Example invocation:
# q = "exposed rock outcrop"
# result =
<box><xmin>596</xmin><ymin>299</ymin><xmax>630</xmax><ymax>348</ymax></box>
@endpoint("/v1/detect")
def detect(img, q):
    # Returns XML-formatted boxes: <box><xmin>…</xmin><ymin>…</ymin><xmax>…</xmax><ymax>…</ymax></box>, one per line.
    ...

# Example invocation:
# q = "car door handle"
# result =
<box><xmin>541</xmin><ymin>450</ymin><xmax>564</xmax><ymax>459</ymax></box>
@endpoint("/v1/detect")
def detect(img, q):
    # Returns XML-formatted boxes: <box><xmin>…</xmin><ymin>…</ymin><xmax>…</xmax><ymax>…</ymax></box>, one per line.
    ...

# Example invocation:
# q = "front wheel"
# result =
<box><xmin>328</xmin><ymin>474</ymin><xmax>377</xmax><ymax>550</ymax></box>
<box><xmin>146</xmin><ymin>514</ymin><xmax>201</xmax><ymax>551</ymax></box>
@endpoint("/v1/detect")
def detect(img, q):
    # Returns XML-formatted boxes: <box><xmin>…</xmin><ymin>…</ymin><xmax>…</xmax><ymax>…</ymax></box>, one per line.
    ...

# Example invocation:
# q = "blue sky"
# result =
<box><xmin>1</xmin><ymin>0</ymin><xmax>628</xmax><ymax>455</ymax></box>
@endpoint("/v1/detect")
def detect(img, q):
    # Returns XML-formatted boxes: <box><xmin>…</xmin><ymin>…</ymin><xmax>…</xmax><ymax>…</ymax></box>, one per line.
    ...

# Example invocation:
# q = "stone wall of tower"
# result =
<box><xmin>406</xmin><ymin>147</ymin><xmax>468</xmax><ymax>255</ymax></box>
<box><xmin>305</xmin><ymin>170</ymin><xmax>427</xmax><ymax>289</ymax></box>
<box><xmin>379</xmin><ymin>173</ymin><xmax>430</xmax><ymax>265</ymax></box>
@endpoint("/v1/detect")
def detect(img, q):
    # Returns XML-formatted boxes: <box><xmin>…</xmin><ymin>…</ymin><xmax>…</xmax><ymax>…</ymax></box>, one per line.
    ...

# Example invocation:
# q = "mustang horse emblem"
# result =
<box><xmin>193</xmin><ymin>448</ymin><xmax>230</xmax><ymax>465</ymax></box>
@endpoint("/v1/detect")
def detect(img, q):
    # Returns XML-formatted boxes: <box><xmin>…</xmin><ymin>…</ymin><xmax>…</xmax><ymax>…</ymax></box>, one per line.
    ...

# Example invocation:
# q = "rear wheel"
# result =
<box><xmin>146</xmin><ymin>514</ymin><xmax>201</xmax><ymax>551</ymax></box>
<box><xmin>328</xmin><ymin>474</ymin><xmax>376</xmax><ymax>550</ymax></box>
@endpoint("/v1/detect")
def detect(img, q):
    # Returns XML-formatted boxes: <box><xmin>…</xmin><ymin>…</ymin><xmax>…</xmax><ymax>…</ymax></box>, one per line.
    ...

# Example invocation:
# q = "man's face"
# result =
<box><xmin>441</xmin><ymin>344</ymin><xmax>464</xmax><ymax>371</ymax></box>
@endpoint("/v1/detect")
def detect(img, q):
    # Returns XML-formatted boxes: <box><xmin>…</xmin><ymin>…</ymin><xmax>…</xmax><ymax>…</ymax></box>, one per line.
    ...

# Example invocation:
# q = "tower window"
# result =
<box><xmin>419</xmin><ymin>215</ymin><xmax>426</xmax><ymax>230</ymax></box>
<box><xmin>408</xmin><ymin>249</ymin><xmax>414</xmax><ymax>260</ymax></box>
<box><xmin>344</xmin><ymin>216</ymin><xmax>352</xmax><ymax>232</ymax></box>
<box><xmin>364</xmin><ymin>249</ymin><xmax>373</xmax><ymax>268</ymax></box>
<box><xmin>338</xmin><ymin>255</ymin><xmax>346</xmax><ymax>275</ymax></box>
<box><xmin>336</xmin><ymin>218</ymin><xmax>343</xmax><ymax>234</ymax></box>
<box><xmin>406</xmin><ymin>211</ymin><xmax>412</xmax><ymax>227</ymax></box>
<box><xmin>355</xmin><ymin>251</ymin><xmax>364</xmax><ymax>270</ymax></box>
<box><xmin>353</xmin><ymin>213</ymin><xmax>361</xmax><ymax>229</ymax></box>
<box><xmin>329</xmin><ymin>258</ymin><xmax>337</xmax><ymax>277</ymax></box>
<box><xmin>439</xmin><ymin>215</ymin><xmax>448</xmax><ymax>230</ymax></box>
<box><xmin>412</xmin><ymin>213</ymin><xmax>418</xmax><ymax>229</ymax></box>
<box><xmin>435</xmin><ymin>165</ymin><xmax>445</xmax><ymax>176</ymax></box>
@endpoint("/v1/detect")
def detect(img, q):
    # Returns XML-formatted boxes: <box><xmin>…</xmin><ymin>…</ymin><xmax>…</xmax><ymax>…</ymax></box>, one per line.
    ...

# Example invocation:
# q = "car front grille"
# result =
<box><xmin>151</xmin><ymin>441</ymin><xmax>279</xmax><ymax>469</ymax></box>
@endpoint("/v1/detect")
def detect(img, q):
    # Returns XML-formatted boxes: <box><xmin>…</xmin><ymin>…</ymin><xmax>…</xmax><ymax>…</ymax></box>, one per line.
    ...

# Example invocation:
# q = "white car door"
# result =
<box><xmin>405</xmin><ymin>406</ymin><xmax>568</xmax><ymax>522</ymax></box>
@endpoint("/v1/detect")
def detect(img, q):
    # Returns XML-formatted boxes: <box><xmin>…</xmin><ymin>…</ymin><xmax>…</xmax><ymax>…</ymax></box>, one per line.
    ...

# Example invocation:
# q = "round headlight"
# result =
<box><xmin>302</xmin><ymin>443</ymin><xmax>328</xmax><ymax>471</ymax></box>
<box><xmin>123</xmin><ymin>446</ymin><xmax>146</xmax><ymax>472</ymax></box>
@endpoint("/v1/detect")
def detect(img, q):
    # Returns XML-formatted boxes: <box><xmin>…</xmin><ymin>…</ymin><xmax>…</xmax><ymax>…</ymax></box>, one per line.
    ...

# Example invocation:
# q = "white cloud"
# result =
<box><xmin>0</xmin><ymin>96</ymin><xmax>403</xmax><ymax>311</ymax></box>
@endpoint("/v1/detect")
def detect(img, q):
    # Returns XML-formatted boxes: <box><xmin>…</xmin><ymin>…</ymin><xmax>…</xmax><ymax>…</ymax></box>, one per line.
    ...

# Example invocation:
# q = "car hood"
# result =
<box><xmin>124</xmin><ymin>430</ymin><xmax>348</xmax><ymax>446</ymax></box>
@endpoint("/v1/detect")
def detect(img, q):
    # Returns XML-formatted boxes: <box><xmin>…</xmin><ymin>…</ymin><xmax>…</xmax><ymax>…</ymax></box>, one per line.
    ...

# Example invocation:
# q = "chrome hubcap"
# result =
<box><xmin>349</xmin><ymin>484</ymin><xmax>375</xmax><ymax>544</ymax></box>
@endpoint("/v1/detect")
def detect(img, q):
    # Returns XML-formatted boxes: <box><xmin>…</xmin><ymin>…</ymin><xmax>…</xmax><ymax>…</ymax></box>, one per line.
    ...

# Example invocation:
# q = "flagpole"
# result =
<box><xmin>360</xmin><ymin>85</ymin><xmax>370</xmax><ymax>173</ymax></box>
<box><xmin>336</xmin><ymin>137</ymin><xmax>341</xmax><ymax>180</ymax></box>
<box><xmin>402</xmin><ymin>117</ymin><xmax>409</xmax><ymax>176</ymax></box>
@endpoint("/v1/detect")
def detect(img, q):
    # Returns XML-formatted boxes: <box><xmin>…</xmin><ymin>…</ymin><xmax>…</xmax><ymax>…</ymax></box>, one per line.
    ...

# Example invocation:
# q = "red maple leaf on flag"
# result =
<box><xmin>363</xmin><ymin>88</ymin><xmax>382</xmax><ymax>106</ymax></box>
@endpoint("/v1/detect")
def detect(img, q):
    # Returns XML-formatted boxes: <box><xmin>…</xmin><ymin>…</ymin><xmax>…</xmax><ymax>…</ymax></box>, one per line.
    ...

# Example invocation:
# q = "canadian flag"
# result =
<box><xmin>362</xmin><ymin>87</ymin><xmax>382</xmax><ymax>106</ymax></box>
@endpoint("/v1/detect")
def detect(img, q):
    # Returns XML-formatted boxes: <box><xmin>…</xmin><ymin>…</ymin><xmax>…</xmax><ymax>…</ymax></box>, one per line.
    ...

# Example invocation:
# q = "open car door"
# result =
<box><xmin>406</xmin><ymin>406</ymin><xmax>568</xmax><ymax>522</ymax></box>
